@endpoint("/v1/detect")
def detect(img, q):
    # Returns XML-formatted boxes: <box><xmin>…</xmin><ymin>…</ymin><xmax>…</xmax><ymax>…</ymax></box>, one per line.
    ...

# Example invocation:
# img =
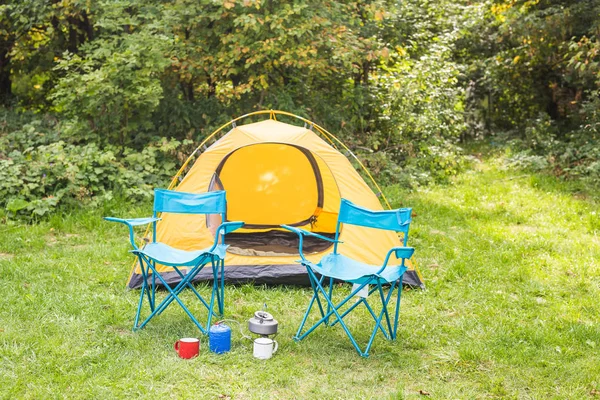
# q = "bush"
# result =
<box><xmin>504</xmin><ymin>106</ymin><xmax>600</xmax><ymax>185</ymax></box>
<box><xmin>0</xmin><ymin>130</ymin><xmax>185</xmax><ymax>219</ymax></box>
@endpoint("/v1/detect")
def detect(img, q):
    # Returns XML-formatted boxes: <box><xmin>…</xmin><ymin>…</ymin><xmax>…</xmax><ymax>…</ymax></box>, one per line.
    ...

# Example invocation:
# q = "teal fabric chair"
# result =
<box><xmin>282</xmin><ymin>198</ymin><xmax>414</xmax><ymax>357</ymax></box>
<box><xmin>105</xmin><ymin>189</ymin><xmax>243</xmax><ymax>334</ymax></box>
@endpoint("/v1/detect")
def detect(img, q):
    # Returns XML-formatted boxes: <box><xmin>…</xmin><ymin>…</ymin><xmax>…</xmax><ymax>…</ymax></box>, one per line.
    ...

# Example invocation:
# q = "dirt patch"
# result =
<box><xmin>106</xmin><ymin>325</ymin><xmax>132</xmax><ymax>336</ymax></box>
<box><xmin>573</xmin><ymin>192</ymin><xmax>589</xmax><ymax>201</ymax></box>
<box><xmin>46</xmin><ymin>235</ymin><xmax>58</xmax><ymax>246</ymax></box>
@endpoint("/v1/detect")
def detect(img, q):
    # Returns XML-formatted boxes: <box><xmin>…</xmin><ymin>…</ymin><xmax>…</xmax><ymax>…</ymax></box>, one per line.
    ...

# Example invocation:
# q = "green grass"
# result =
<box><xmin>1</xmin><ymin>154</ymin><xmax>600</xmax><ymax>399</ymax></box>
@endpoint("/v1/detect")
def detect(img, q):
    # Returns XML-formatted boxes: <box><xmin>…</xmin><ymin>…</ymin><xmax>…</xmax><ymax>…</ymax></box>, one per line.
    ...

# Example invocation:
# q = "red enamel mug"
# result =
<box><xmin>174</xmin><ymin>338</ymin><xmax>200</xmax><ymax>359</ymax></box>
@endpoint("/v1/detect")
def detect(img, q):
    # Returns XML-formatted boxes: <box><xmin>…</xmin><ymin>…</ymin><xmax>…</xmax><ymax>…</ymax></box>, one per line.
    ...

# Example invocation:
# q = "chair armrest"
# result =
<box><xmin>216</xmin><ymin>221</ymin><xmax>245</xmax><ymax>236</ymax></box>
<box><xmin>377</xmin><ymin>246</ymin><xmax>415</xmax><ymax>275</ymax></box>
<box><xmin>390</xmin><ymin>247</ymin><xmax>415</xmax><ymax>260</ymax></box>
<box><xmin>209</xmin><ymin>221</ymin><xmax>245</xmax><ymax>252</ymax></box>
<box><xmin>281</xmin><ymin>225</ymin><xmax>340</xmax><ymax>262</ymax></box>
<box><xmin>103</xmin><ymin>217</ymin><xmax>161</xmax><ymax>249</ymax></box>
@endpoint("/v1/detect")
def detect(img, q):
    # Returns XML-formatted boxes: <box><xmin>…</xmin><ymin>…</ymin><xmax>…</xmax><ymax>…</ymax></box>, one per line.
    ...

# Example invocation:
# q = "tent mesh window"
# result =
<box><xmin>224</xmin><ymin>230</ymin><xmax>335</xmax><ymax>257</ymax></box>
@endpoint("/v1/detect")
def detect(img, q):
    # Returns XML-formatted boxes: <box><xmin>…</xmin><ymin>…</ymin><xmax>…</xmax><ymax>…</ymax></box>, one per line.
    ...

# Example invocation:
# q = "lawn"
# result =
<box><xmin>1</xmin><ymin>153</ymin><xmax>600</xmax><ymax>399</ymax></box>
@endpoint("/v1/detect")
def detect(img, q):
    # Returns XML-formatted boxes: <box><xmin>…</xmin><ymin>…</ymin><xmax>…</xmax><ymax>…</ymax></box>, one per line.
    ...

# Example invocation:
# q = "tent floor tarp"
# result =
<box><xmin>128</xmin><ymin>265</ymin><xmax>424</xmax><ymax>289</ymax></box>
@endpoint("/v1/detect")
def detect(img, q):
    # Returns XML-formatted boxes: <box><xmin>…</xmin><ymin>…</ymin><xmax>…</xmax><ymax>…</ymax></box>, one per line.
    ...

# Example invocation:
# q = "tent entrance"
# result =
<box><xmin>210</xmin><ymin>142</ymin><xmax>334</xmax><ymax>256</ymax></box>
<box><xmin>214</xmin><ymin>143</ymin><xmax>324</xmax><ymax>228</ymax></box>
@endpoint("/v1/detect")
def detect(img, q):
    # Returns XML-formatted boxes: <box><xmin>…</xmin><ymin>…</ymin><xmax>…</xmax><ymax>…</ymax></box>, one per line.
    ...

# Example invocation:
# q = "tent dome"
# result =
<box><xmin>128</xmin><ymin>114</ymin><xmax>423</xmax><ymax>288</ymax></box>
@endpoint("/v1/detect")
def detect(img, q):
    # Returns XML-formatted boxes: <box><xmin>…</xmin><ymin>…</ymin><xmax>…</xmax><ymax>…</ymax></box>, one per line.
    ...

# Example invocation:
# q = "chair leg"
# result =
<box><xmin>151</xmin><ymin>261</ymin><xmax>156</xmax><ymax>311</ymax></box>
<box><xmin>213</xmin><ymin>258</ymin><xmax>225</xmax><ymax>317</ymax></box>
<box><xmin>136</xmin><ymin>255</ymin><xmax>211</xmax><ymax>334</ymax></box>
<box><xmin>212</xmin><ymin>260</ymin><xmax>220</xmax><ymax>316</ymax></box>
<box><xmin>393</xmin><ymin>279</ymin><xmax>403</xmax><ymax>340</ymax></box>
<box><xmin>173</xmin><ymin>265</ymin><xmax>217</xmax><ymax>315</ymax></box>
<box><xmin>310</xmin><ymin>273</ymin><xmax>327</xmax><ymax>319</ymax></box>
<box><xmin>329</xmin><ymin>285</ymin><xmax>377</xmax><ymax>326</ymax></box>
<box><xmin>330</xmin><ymin>297</ymin><xmax>365</xmax><ymax>327</ymax></box>
<box><xmin>153</xmin><ymin>264</ymin><xmax>201</xmax><ymax>316</ymax></box>
<box><xmin>326</xmin><ymin>285</ymin><xmax>389</xmax><ymax>339</ymax></box>
<box><xmin>363</xmin><ymin>299</ymin><xmax>390</xmax><ymax>340</ymax></box>
<box><xmin>139</xmin><ymin>271</ymin><xmax>209</xmax><ymax>334</ymax></box>
<box><xmin>325</xmin><ymin>276</ymin><xmax>334</xmax><ymax>325</ymax></box>
<box><xmin>206</xmin><ymin>260</ymin><xmax>219</xmax><ymax>328</ymax></box>
<box><xmin>364</xmin><ymin>283</ymin><xmax>390</xmax><ymax>356</ymax></box>
<box><xmin>300</xmin><ymin>277</ymin><xmax>371</xmax><ymax>338</ymax></box>
<box><xmin>297</xmin><ymin>269</ymin><xmax>367</xmax><ymax>356</ymax></box>
<box><xmin>182</xmin><ymin>264</ymin><xmax>219</xmax><ymax>317</ymax></box>
<box><xmin>133</xmin><ymin>256</ymin><xmax>149</xmax><ymax>331</ymax></box>
<box><xmin>307</xmin><ymin>273</ymin><xmax>327</xmax><ymax>320</ymax></box>
<box><xmin>381</xmin><ymin>281</ymin><xmax>398</xmax><ymax>339</ymax></box>
<box><xmin>134</xmin><ymin>286</ymin><xmax>145</xmax><ymax>331</ymax></box>
<box><xmin>154</xmin><ymin>259</ymin><xmax>217</xmax><ymax>318</ymax></box>
<box><xmin>316</xmin><ymin>275</ymin><xmax>327</xmax><ymax>319</ymax></box>
<box><xmin>219</xmin><ymin>259</ymin><xmax>225</xmax><ymax>316</ymax></box>
<box><xmin>298</xmin><ymin>274</ymin><xmax>403</xmax><ymax>357</ymax></box>
<box><xmin>294</xmin><ymin>274</ymin><xmax>325</xmax><ymax>340</ymax></box>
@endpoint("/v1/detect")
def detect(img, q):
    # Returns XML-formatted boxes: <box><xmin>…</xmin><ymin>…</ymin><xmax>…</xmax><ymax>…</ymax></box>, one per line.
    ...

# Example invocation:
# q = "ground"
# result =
<box><xmin>1</xmin><ymin>153</ymin><xmax>600</xmax><ymax>399</ymax></box>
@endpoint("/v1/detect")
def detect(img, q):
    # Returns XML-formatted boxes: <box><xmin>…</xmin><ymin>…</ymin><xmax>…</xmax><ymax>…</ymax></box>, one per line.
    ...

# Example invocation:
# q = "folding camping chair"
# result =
<box><xmin>105</xmin><ymin>189</ymin><xmax>243</xmax><ymax>334</ymax></box>
<box><xmin>282</xmin><ymin>199</ymin><xmax>414</xmax><ymax>357</ymax></box>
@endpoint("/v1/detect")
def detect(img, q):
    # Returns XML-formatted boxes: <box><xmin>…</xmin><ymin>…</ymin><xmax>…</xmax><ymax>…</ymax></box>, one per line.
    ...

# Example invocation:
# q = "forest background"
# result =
<box><xmin>1</xmin><ymin>0</ymin><xmax>599</xmax><ymax>217</ymax></box>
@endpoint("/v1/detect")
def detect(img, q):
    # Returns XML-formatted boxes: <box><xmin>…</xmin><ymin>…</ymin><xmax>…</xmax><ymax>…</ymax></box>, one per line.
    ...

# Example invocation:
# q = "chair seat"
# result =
<box><xmin>134</xmin><ymin>242</ymin><xmax>229</xmax><ymax>267</ymax></box>
<box><xmin>304</xmin><ymin>253</ymin><xmax>407</xmax><ymax>284</ymax></box>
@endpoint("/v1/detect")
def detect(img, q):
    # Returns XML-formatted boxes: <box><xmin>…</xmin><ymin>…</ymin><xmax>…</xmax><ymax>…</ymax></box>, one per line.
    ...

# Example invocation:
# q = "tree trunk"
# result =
<box><xmin>66</xmin><ymin>10</ymin><xmax>94</xmax><ymax>53</ymax></box>
<box><xmin>81</xmin><ymin>10</ymin><xmax>94</xmax><ymax>41</ymax></box>
<box><xmin>187</xmin><ymin>79</ymin><xmax>195</xmax><ymax>102</ymax></box>
<box><xmin>180</xmin><ymin>79</ymin><xmax>195</xmax><ymax>101</ymax></box>
<box><xmin>361</xmin><ymin>60</ymin><xmax>370</xmax><ymax>86</ymax></box>
<box><xmin>67</xmin><ymin>16</ymin><xmax>79</xmax><ymax>53</ymax></box>
<box><xmin>207</xmin><ymin>77</ymin><xmax>216</xmax><ymax>98</ymax></box>
<box><xmin>0</xmin><ymin>41</ymin><xmax>13</xmax><ymax>102</ymax></box>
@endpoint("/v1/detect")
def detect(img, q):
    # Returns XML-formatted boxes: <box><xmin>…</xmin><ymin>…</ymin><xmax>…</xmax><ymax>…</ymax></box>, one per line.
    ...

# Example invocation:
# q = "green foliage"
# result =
<box><xmin>51</xmin><ymin>31</ymin><xmax>172</xmax><ymax>147</ymax></box>
<box><xmin>3</xmin><ymin>0</ymin><xmax>598</xmax><ymax>195</ymax></box>
<box><xmin>462</xmin><ymin>0</ymin><xmax>600</xmax><ymax>132</ymax></box>
<box><xmin>504</xmin><ymin>108</ymin><xmax>600</xmax><ymax>186</ymax></box>
<box><xmin>0</xmin><ymin>0</ymin><xmax>472</xmax><ymax>213</ymax></box>
<box><xmin>364</xmin><ymin>45</ymin><xmax>466</xmax><ymax>184</ymax></box>
<box><xmin>0</xmin><ymin>120</ymin><xmax>184</xmax><ymax>218</ymax></box>
<box><xmin>1</xmin><ymin>0</ymin><xmax>95</xmax><ymax>106</ymax></box>
<box><xmin>504</xmin><ymin>152</ymin><xmax>550</xmax><ymax>172</ymax></box>
<box><xmin>452</xmin><ymin>0</ymin><xmax>600</xmax><ymax>184</ymax></box>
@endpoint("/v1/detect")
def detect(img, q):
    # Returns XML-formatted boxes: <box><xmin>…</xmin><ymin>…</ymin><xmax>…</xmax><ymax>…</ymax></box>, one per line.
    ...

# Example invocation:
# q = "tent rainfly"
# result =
<box><xmin>128</xmin><ymin>111</ymin><xmax>424</xmax><ymax>289</ymax></box>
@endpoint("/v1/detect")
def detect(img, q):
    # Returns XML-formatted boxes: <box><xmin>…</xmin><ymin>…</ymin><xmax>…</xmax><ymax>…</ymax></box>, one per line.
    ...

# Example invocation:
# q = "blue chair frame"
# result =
<box><xmin>105</xmin><ymin>189</ymin><xmax>243</xmax><ymax>334</ymax></box>
<box><xmin>283</xmin><ymin>198</ymin><xmax>414</xmax><ymax>357</ymax></box>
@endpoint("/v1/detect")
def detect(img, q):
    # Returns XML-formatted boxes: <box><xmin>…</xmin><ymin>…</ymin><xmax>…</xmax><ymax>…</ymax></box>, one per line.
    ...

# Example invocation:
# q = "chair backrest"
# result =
<box><xmin>152</xmin><ymin>189</ymin><xmax>227</xmax><ymax>243</ymax></box>
<box><xmin>334</xmin><ymin>199</ymin><xmax>412</xmax><ymax>252</ymax></box>
<box><xmin>153</xmin><ymin>189</ymin><xmax>227</xmax><ymax>215</ymax></box>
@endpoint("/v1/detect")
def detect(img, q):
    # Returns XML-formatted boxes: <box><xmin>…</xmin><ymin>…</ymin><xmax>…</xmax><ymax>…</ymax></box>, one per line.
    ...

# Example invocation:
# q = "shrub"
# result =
<box><xmin>0</xmin><ymin>135</ymin><xmax>185</xmax><ymax>219</ymax></box>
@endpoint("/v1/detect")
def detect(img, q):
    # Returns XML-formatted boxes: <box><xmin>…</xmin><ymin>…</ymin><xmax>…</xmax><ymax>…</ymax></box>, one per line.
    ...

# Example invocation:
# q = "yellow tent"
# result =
<box><xmin>128</xmin><ymin>111</ymin><xmax>423</xmax><ymax>288</ymax></box>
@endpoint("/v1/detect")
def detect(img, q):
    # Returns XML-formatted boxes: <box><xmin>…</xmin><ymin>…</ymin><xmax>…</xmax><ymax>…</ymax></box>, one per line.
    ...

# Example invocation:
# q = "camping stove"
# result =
<box><xmin>248</xmin><ymin>311</ymin><xmax>278</xmax><ymax>337</ymax></box>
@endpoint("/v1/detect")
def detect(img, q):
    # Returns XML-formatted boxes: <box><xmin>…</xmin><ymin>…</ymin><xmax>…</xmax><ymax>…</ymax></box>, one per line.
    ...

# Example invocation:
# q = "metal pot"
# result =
<box><xmin>248</xmin><ymin>311</ymin><xmax>278</xmax><ymax>336</ymax></box>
